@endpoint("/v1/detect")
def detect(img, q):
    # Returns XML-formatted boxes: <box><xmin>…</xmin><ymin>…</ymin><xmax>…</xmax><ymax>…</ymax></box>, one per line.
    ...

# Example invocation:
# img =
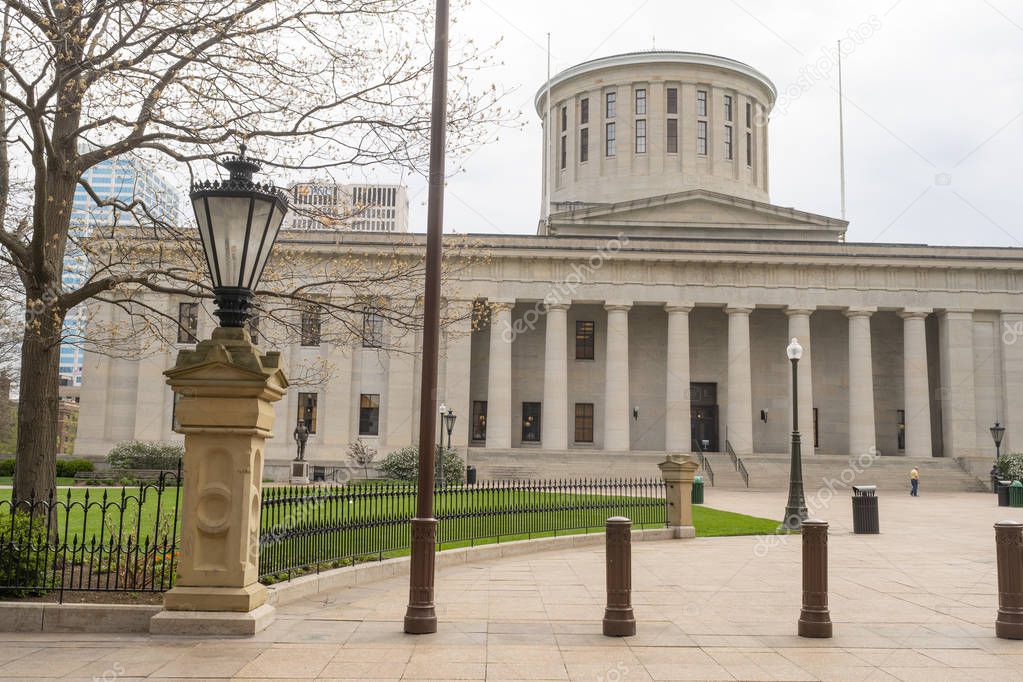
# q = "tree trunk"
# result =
<box><xmin>12</xmin><ymin>292</ymin><xmax>62</xmax><ymax>506</ymax></box>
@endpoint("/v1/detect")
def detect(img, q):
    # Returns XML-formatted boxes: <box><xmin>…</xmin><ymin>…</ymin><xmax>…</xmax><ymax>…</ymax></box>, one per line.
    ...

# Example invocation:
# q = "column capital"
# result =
<box><xmin>898</xmin><ymin>308</ymin><xmax>930</xmax><ymax>320</ymax></box>
<box><xmin>724</xmin><ymin>305</ymin><xmax>754</xmax><ymax>316</ymax></box>
<box><xmin>664</xmin><ymin>303</ymin><xmax>695</xmax><ymax>314</ymax></box>
<box><xmin>844</xmin><ymin>306</ymin><xmax>877</xmax><ymax>318</ymax></box>
<box><xmin>489</xmin><ymin>299</ymin><xmax>515</xmax><ymax>312</ymax></box>
<box><xmin>785</xmin><ymin>306</ymin><xmax>815</xmax><ymax>317</ymax></box>
<box><xmin>604</xmin><ymin>303</ymin><xmax>632</xmax><ymax>313</ymax></box>
<box><xmin>544</xmin><ymin>302</ymin><xmax>571</xmax><ymax>312</ymax></box>
<box><xmin>938</xmin><ymin>308</ymin><xmax>974</xmax><ymax>319</ymax></box>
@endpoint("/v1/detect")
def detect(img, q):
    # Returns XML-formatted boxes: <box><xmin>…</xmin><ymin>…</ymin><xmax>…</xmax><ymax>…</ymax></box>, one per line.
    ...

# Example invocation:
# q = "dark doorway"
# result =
<box><xmin>690</xmin><ymin>382</ymin><xmax>719</xmax><ymax>451</ymax></box>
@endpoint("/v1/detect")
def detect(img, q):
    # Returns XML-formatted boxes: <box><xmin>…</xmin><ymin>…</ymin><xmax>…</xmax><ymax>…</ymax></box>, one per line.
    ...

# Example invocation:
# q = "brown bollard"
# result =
<box><xmin>603</xmin><ymin>516</ymin><xmax>636</xmax><ymax>637</ymax></box>
<box><xmin>995</xmin><ymin>521</ymin><xmax>1023</xmax><ymax>639</ymax></box>
<box><xmin>798</xmin><ymin>519</ymin><xmax>833</xmax><ymax>638</ymax></box>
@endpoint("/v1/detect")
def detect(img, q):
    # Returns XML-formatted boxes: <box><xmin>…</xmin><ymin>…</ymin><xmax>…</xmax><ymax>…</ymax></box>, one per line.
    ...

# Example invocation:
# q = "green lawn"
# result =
<box><xmin>1</xmin><ymin>481</ymin><xmax>781</xmax><ymax>584</ymax></box>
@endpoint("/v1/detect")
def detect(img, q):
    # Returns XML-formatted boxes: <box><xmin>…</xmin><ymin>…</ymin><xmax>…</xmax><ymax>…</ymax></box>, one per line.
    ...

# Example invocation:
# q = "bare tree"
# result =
<box><xmin>346</xmin><ymin>438</ymin><xmax>377</xmax><ymax>480</ymax></box>
<box><xmin>0</xmin><ymin>0</ymin><xmax>507</xmax><ymax>502</ymax></box>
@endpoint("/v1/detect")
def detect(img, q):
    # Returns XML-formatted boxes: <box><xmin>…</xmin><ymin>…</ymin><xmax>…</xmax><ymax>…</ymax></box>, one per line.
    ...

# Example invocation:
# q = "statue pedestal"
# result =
<box><xmin>153</xmin><ymin>327</ymin><xmax>287</xmax><ymax>636</ymax></box>
<box><xmin>291</xmin><ymin>460</ymin><xmax>310</xmax><ymax>484</ymax></box>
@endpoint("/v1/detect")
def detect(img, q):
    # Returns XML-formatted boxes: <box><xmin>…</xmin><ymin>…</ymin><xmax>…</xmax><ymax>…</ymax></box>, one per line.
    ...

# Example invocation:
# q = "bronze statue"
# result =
<box><xmin>293</xmin><ymin>419</ymin><xmax>310</xmax><ymax>461</ymax></box>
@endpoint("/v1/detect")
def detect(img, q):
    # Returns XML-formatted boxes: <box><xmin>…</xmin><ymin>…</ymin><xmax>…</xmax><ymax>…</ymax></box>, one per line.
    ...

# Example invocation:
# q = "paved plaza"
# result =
<box><xmin>2</xmin><ymin>488</ymin><xmax>1023</xmax><ymax>681</ymax></box>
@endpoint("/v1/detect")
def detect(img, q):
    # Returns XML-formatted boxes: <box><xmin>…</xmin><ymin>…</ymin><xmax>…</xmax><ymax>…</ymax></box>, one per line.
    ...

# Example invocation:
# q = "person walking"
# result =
<box><xmin>910</xmin><ymin>466</ymin><xmax>920</xmax><ymax>497</ymax></box>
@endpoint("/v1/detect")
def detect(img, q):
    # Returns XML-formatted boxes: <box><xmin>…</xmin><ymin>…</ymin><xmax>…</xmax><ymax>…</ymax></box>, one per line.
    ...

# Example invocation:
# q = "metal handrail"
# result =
<box><xmin>725</xmin><ymin>440</ymin><xmax>738</xmax><ymax>470</ymax></box>
<box><xmin>691</xmin><ymin>439</ymin><xmax>715</xmax><ymax>487</ymax></box>
<box><xmin>726</xmin><ymin>440</ymin><xmax>750</xmax><ymax>488</ymax></box>
<box><xmin>737</xmin><ymin>458</ymin><xmax>750</xmax><ymax>488</ymax></box>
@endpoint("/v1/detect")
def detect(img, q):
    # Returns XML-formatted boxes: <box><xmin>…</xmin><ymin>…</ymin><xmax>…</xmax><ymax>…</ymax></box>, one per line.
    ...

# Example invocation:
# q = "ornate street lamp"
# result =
<box><xmin>189</xmin><ymin>144</ymin><xmax>289</xmax><ymax>328</ymax></box>
<box><xmin>443</xmin><ymin>408</ymin><xmax>457</xmax><ymax>454</ymax></box>
<box><xmin>436</xmin><ymin>403</ymin><xmax>448</xmax><ymax>486</ymax></box>
<box><xmin>992</xmin><ymin>422</ymin><xmax>1006</xmax><ymax>462</ymax></box>
<box><xmin>780</xmin><ymin>337</ymin><xmax>809</xmax><ymax>532</ymax></box>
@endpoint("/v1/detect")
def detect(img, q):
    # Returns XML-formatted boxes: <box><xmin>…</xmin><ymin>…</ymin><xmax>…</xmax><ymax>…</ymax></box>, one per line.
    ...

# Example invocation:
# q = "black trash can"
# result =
<box><xmin>466</xmin><ymin>465</ymin><xmax>477</xmax><ymax>485</ymax></box>
<box><xmin>691</xmin><ymin>476</ymin><xmax>704</xmax><ymax>505</ymax></box>
<box><xmin>851</xmin><ymin>485</ymin><xmax>879</xmax><ymax>534</ymax></box>
<box><xmin>998</xmin><ymin>480</ymin><xmax>1012</xmax><ymax>507</ymax></box>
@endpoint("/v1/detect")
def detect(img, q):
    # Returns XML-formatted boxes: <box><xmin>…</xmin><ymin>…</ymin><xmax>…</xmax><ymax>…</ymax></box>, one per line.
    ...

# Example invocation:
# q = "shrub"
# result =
<box><xmin>0</xmin><ymin>511</ymin><xmax>52</xmax><ymax>597</ymax></box>
<box><xmin>996</xmin><ymin>453</ymin><xmax>1023</xmax><ymax>482</ymax></box>
<box><xmin>106</xmin><ymin>441</ymin><xmax>183</xmax><ymax>470</ymax></box>
<box><xmin>55</xmin><ymin>458</ymin><xmax>94</xmax><ymax>478</ymax></box>
<box><xmin>346</xmin><ymin>439</ymin><xmax>378</xmax><ymax>480</ymax></box>
<box><xmin>0</xmin><ymin>458</ymin><xmax>13</xmax><ymax>477</ymax></box>
<box><xmin>379</xmin><ymin>445</ymin><xmax>464</xmax><ymax>484</ymax></box>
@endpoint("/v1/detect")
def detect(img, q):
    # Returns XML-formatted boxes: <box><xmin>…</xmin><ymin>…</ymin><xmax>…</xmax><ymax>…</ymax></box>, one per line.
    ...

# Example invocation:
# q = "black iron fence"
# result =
<box><xmin>259</xmin><ymin>478</ymin><xmax>666</xmax><ymax>582</ymax></box>
<box><xmin>0</xmin><ymin>463</ymin><xmax>182</xmax><ymax>602</ymax></box>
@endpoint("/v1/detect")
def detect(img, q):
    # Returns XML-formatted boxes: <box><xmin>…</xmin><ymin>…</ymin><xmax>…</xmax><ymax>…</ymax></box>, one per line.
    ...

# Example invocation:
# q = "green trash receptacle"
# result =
<box><xmin>1009</xmin><ymin>481</ymin><xmax>1023</xmax><ymax>508</ymax></box>
<box><xmin>691</xmin><ymin>476</ymin><xmax>704</xmax><ymax>505</ymax></box>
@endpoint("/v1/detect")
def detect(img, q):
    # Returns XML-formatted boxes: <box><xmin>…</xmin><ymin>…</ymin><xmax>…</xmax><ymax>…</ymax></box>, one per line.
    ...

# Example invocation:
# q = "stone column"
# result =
<box><xmin>846</xmin><ymin>308</ymin><xmax>877</xmax><ymax>456</ymax></box>
<box><xmin>1002</xmin><ymin>312</ymin><xmax>1023</xmax><ymax>454</ymax></box>
<box><xmin>726</xmin><ymin>306</ymin><xmax>754</xmax><ymax>455</ymax></box>
<box><xmin>153</xmin><ymin>327</ymin><xmax>287</xmax><ymax>636</ymax></box>
<box><xmin>658</xmin><ymin>454</ymin><xmax>699</xmax><ymax>538</ymax></box>
<box><xmin>938</xmin><ymin>309</ymin><xmax>977</xmax><ymax>457</ymax></box>
<box><xmin>542</xmin><ymin>303</ymin><xmax>570</xmax><ymax>450</ymax></box>
<box><xmin>321</xmin><ymin>341</ymin><xmax>353</xmax><ymax>451</ymax></box>
<box><xmin>604</xmin><ymin>303</ymin><xmax>632</xmax><ymax>451</ymax></box>
<box><xmin>900</xmin><ymin>309</ymin><xmax>932</xmax><ymax>458</ymax></box>
<box><xmin>665</xmin><ymin>304</ymin><xmax>693</xmax><ymax>453</ymax></box>
<box><xmin>442</xmin><ymin>301</ymin><xmax>474</xmax><ymax>449</ymax></box>
<box><xmin>486</xmin><ymin>301</ymin><xmax>514</xmax><ymax>449</ymax></box>
<box><xmin>786</xmin><ymin>308</ymin><xmax>815</xmax><ymax>456</ymax></box>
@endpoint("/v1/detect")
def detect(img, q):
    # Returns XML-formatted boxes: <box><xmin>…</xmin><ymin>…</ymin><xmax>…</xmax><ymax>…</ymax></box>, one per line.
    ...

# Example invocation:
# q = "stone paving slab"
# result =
<box><xmin>4</xmin><ymin>490</ymin><xmax>1023</xmax><ymax>680</ymax></box>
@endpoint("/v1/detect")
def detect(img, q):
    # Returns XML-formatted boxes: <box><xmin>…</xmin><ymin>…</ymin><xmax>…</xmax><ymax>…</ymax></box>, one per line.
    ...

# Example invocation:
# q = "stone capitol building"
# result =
<box><xmin>75</xmin><ymin>51</ymin><xmax>1023</xmax><ymax>487</ymax></box>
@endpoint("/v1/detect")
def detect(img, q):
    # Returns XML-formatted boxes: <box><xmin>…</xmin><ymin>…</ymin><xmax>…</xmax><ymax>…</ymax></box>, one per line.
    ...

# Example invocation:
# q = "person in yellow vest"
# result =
<box><xmin>910</xmin><ymin>467</ymin><xmax>920</xmax><ymax>497</ymax></box>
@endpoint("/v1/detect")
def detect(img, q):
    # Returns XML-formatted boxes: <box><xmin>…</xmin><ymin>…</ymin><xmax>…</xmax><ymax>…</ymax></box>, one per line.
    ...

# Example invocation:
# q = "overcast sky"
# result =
<box><xmin>364</xmin><ymin>0</ymin><xmax>1023</xmax><ymax>247</ymax></box>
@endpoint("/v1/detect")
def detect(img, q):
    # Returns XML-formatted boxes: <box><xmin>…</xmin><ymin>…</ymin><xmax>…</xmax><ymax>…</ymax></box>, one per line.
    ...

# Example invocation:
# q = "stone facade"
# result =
<box><xmin>74</xmin><ymin>51</ymin><xmax>1023</xmax><ymax>475</ymax></box>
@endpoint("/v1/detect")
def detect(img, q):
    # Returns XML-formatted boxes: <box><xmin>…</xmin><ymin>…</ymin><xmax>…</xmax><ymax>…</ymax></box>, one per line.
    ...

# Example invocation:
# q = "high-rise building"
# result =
<box><xmin>60</xmin><ymin>156</ymin><xmax>183</xmax><ymax>387</ymax></box>
<box><xmin>286</xmin><ymin>182</ymin><xmax>409</xmax><ymax>232</ymax></box>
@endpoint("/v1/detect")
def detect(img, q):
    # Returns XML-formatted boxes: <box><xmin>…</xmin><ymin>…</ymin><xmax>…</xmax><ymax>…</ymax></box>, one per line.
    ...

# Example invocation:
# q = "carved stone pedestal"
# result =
<box><xmin>151</xmin><ymin>327</ymin><xmax>287</xmax><ymax>636</ymax></box>
<box><xmin>658</xmin><ymin>455</ymin><xmax>700</xmax><ymax>538</ymax></box>
<box><xmin>291</xmin><ymin>460</ymin><xmax>310</xmax><ymax>485</ymax></box>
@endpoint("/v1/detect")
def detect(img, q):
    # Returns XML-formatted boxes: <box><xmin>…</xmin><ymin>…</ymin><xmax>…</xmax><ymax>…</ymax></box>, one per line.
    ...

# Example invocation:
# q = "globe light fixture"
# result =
<box><xmin>190</xmin><ymin>144</ymin><xmax>289</xmax><ymax>328</ymax></box>
<box><xmin>787</xmin><ymin>337</ymin><xmax>804</xmax><ymax>361</ymax></box>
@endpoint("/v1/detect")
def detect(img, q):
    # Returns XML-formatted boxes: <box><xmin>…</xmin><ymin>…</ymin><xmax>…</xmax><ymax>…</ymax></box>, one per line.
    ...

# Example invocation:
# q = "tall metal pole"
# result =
<box><xmin>781</xmin><ymin>356</ymin><xmax>808</xmax><ymax>531</ymax></box>
<box><xmin>404</xmin><ymin>0</ymin><xmax>449</xmax><ymax>636</ymax></box>
<box><xmin>837</xmin><ymin>39</ymin><xmax>847</xmax><ymax>222</ymax></box>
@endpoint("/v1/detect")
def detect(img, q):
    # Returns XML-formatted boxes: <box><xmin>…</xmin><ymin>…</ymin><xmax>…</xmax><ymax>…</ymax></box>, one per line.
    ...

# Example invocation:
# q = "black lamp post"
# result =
<box><xmin>443</xmin><ymin>407</ymin><xmax>457</xmax><ymax>457</ymax></box>
<box><xmin>189</xmin><ymin>144</ymin><xmax>289</xmax><ymax>328</ymax></box>
<box><xmin>780</xmin><ymin>337</ymin><xmax>809</xmax><ymax>532</ymax></box>
<box><xmin>992</xmin><ymin>422</ymin><xmax>1006</xmax><ymax>462</ymax></box>
<box><xmin>436</xmin><ymin>402</ymin><xmax>448</xmax><ymax>487</ymax></box>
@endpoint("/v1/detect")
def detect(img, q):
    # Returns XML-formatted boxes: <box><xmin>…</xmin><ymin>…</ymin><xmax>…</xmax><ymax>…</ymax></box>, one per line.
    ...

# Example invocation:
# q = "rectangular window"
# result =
<box><xmin>521</xmin><ymin>402</ymin><xmax>541</xmax><ymax>442</ymax></box>
<box><xmin>696</xmin><ymin>90</ymin><xmax>707</xmax><ymax>117</ymax></box>
<box><xmin>575</xmin><ymin>320</ymin><xmax>595</xmax><ymax>360</ymax></box>
<box><xmin>635</xmin><ymin>88</ymin><xmax>646</xmax><ymax>115</ymax></box>
<box><xmin>724</xmin><ymin>95</ymin><xmax>733</xmax><ymax>122</ymax></box>
<box><xmin>362</xmin><ymin>310</ymin><xmax>383</xmax><ymax>348</ymax></box>
<box><xmin>813</xmin><ymin>407</ymin><xmax>820</xmax><ymax>448</ymax></box>
<box><xmin>897</xmin><ymin>409</ymin><xmax>906</xmax><ymax>450</ymax></box>
<box><xmin>667</xmin><ymin>118</ymin><xmax>678</xmax><ymax>153</ymax></box>
<box><xmin>574</xmin><ymin>403</ymin><xmax>594</xmax><ymax>443</ymax></box>
<box><xmin>746</xmin><ymin>101</ymin><xmax>752</xmax><ymax>128</ymax></box>
<box><xmin>471</xmin><ymin>400</ymin><xmax>487</xmax><ymax>442</ymax></box>
<box><xmin>560</xmin><ymin>105</ymin><xmax>567</xmax><ymax>132</ymax></box>
<box><xmin>605</xmin><ymin>91</ymin><xmax>616</xmax><ymax>118</ymax></box>
<box><xmin>667</xmin><ymin>88</ymin><xmax>678</xmax><ymax>114</ymax></box>
<box><xmin>746</xmin><ymin>131</ymin><xmax>752</xmax><ymax>167</ymax></box>
<box><xmin>298</xmin><ymin>392</ymin><xmax>318</xmax><ymax>433</ymax></box>
<box><xmin>560</xmin><ymin>134</ymin><xmax>567</xmax><ymax>170</ymax></box>
<box><xmin>697</xmin><ymin>121</ymin><xmax>708</xmax><ymax>156</ymax></box>
<box><xmin>177</xmin><ymin>302</ymin><xmax>198</xmax><ymax>344</ymax></box>
<box><xmin>635</xmin><ymin>119</ymin><xmax>647</xmax><ymax>153</ymax></box>
<box><xmin>301</xmin><ymin>306</ymin><xmax>321</xmax><ymax>346</ymax></box>
<box><xmin>580</xmin><ymin>97</ymin><xmax>589</xmax><ymax>125</ymax></box>
<box><xmin>359</xmin><ymin>394</ymin><xmax>380</xmax><ymax>436</ymax></box>
<box><xmin>724</xmin><ymin>125</ymin><xmax>733</xmax><ymax>160</ymax></box>
<box><xmin>605</xmin><ymin>122</ymin><xmax>616</xmax><ymax>157</ymax></box>
<box><xmin>580</xmin><ymin>128</ymin><xmax>589</xmax><ymax>163</ymax></box>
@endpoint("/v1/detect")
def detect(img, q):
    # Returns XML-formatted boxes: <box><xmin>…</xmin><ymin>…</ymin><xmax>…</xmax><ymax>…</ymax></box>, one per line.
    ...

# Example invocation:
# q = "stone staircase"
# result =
<box><xmin>466</xmin><ymin>448</ymin><xmax>989</xmax><ymax>493</ymax></box>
